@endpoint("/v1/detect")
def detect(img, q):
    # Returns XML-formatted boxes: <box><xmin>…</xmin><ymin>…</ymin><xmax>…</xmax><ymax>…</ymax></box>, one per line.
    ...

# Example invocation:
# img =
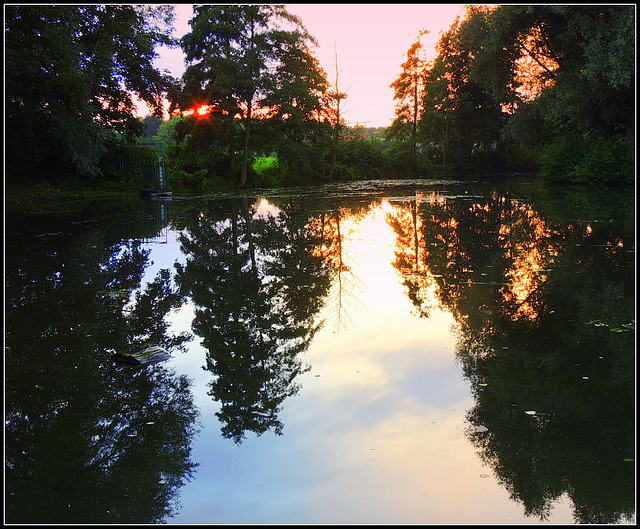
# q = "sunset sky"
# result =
<box><xmin>152</xmin><ymin>4</ymin><xmax>466</xmax><ymax>127</ymax></box>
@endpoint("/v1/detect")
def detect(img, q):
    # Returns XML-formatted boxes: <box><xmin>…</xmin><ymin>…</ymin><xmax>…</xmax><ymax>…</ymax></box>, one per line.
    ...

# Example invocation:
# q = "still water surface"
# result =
<box><xmin>5</xmin><ymin>178</ymin><xmax>636</xmax><ymax>524</ymax></box>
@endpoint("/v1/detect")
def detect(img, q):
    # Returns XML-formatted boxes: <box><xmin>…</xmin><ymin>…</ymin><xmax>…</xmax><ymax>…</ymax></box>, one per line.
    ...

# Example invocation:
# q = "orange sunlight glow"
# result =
<box><xmin>140</xmin><ymin>5</ymin><xmax>468</xmax><ymax>126</ymax></box>
<box><xmin>499</xmin><ymin>205</ymin><xmax>555</xmax><ymax>321</ymax></box>
<box><xmin>182</xmin><ymin>104</ymin><xmax>214</xmax><ymax>117</ymax></box>
<box><xmin>513</xmin><ymin>27</ymin><xmax>560</xmax><ymax>103</ymax></box>
<box><xmin>385</xmin><ymin>196</ymin><xmax>442</xmax><ymax>315</ymax></box>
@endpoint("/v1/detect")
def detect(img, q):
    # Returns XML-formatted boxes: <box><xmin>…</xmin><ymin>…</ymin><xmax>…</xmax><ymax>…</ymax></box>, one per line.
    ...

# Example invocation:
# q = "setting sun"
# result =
<box><xmin>148</xmin><ymin>4</ymin><xmax>466</xmax><ymax>126</ymax></box>
<box><xmin>182</xmin><ymin>103</ymin><xmax>214</xmax><ymax>117</ymax></box>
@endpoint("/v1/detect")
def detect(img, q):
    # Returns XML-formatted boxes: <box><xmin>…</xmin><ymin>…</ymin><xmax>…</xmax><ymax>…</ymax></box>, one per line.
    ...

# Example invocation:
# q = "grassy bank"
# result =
<box><xmin>5</xmin><ymin>179</ymin><xmax>132</xmax><ymax>210</ymax></box>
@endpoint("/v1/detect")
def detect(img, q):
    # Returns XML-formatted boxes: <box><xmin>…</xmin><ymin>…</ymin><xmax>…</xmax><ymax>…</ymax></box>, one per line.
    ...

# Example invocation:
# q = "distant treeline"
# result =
<box><xmin>5</xmin><ymin>5</ymin><xmax>634</xmax><ymax>192</ymax></box>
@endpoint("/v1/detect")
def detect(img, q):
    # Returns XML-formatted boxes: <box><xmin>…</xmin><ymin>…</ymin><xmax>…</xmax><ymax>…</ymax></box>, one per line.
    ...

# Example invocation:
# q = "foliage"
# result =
<box><xmin>420</xmin><ymin>8</ymin><xmax>506</xmax><ymax>175</ymax></box>
<box><xmin>333</xmin><ymin>130</ymin><xmax>387</xmax><ymax>180</ymax></box>
<box><xmin>386</xmin><ymin>181</ymin><xmax>634</xmax><ymax>522</ymax></box>
<box><xmin>179</xmin><ymin>5</ymin><xmax>327</xmax><ymax>188</ymax></box>
<box><xmin>406</xmin><ymin>4</ymin><xmax>635</xmax><ymax>183</ymax></box>
<box><xmin>5</xmin><ymin>201</ymin><xmax>197</xmax><ymax>523</ymax></box>
<box><xmin>163</xmin><ymin>115</ymin><xmax>239</xmax><ymax>193</ymax></box>
<box><xmin>174</xmin><ymin>197</ymin><xmax>331</xmax><ymax>443</ymax></box>
<box><xmin>7</xmin><ymin>4</ymin><xmax>632</xmax><ymax>191</ymax></box>
<box><xmin>252</xmin><ymin>156</ymin><xmax>288</xmax><ymax>188</ymax></box>
<box><xmin>5</xmin><ymin>5</ymin><xmax>177</xmax><ymax>180</ymax></box>
<box><xmin>539</xmin><ymin>134</ymin><xmax>634</xmax><ymax>185</ymax></box>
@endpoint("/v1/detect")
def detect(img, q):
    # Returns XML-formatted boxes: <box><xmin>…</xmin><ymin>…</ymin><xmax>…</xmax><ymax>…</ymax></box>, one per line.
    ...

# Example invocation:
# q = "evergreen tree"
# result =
<box><xmin>180</xmin><ymin>5</ymin><xmax>326</xmax><ymax>188</ymax></box>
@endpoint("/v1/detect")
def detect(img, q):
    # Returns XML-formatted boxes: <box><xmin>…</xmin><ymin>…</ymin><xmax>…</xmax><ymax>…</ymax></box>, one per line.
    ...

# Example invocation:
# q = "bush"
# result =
<box><xmin>251</xmin><ymin>156</ymin><xmax>287</xmax><ymax>187</ymax></box>
<box><xmin>540</xmin><ymin>133</ymin><xmax>633</xmax><ymax>185</ymax></box>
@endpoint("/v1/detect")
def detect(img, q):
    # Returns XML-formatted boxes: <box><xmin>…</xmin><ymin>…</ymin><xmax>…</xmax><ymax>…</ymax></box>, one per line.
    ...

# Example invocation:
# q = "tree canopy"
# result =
<box><xmin>4</xmin><ymin>4</ymin><xmax>633</xmax><ymax>190</ymax></box>
<box><xmin>389</xmin><ymin>4</ymin><xmax>634</xmax><ymax>183</ymax></box>
<box><xmin>5</xmin><ymin>5</ymin><xmax>176</xmax><ymax>179</ymax></box>
<box><xmin>178</xmin><ymin>4</ymin><xmax>328</xmax><ymax>187</ymax></box>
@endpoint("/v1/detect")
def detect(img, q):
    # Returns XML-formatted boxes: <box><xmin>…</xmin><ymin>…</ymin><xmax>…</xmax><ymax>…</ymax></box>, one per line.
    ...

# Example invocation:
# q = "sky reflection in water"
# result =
<box><xmin>6</xmin><ymin>180</ymin><xmax>634</xmax><ymax>524</ymax></box>
<box><xmin>153</xmin><ymin>195</ymin><xmax>577</xmax><ymax>524</ymax></box>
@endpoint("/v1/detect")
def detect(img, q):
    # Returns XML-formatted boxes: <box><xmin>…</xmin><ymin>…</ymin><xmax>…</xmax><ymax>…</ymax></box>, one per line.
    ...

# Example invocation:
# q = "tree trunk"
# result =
<box><xmin>239</xmin><ymin>103</ymin><xmax>252</xmax><ymax>188</ymax></box>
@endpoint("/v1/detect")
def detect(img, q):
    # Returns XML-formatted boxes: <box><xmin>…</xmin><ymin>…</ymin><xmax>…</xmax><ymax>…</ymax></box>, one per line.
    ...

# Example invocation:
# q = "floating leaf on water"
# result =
<box><xmin>114</xmin><ymin>345</ymin><xmax>172</xmax><ymax>366</ymax></box>
<box><xmin>610</xmin><ymin>327</ymin><xmax>629</xmax><ymax>333</ymax></box>
<box><xmin>621</xmin><ymin>322</ymin><xmax>635</xmax><ymax>330</ymax></box>
<box><xmin>480</xmin><ymin>474</ymin><xmax>490</xmax><ymax>478</ymax></box>
<box><xmin>133</xmin><ymin>345</ymin><xmax>171</xmax><ymax>362</ymax></box>
<box><xmin>159</xmin><ymin>479</ymin><xmax>167</xmax><ymax>484</ymax></box>
<box><xmin>623</xmin><ymin>458</ymin><xmax>634</xmax><ymax>462</ymax></box>
<box><xmin>525</xmin><ymin>410</ymin><xmax>536</xmax><ymax>415</ymax></box>
<box><xmin>586</xmin><ymin>319</ymin><xmax>609</xmax><ymax>327</ymax></box>
<box><xmin>582</xmin><ymin>376</ymin><xmax>589</xmax><ymax>380</ymax></box>
<box><xmin>472</xmin><ymin>425</ymin><xmax>488</xmax><ymax>433</ymax></box>
<box><xmin>145</xmin><ymin>421</ymin><xmax>155</xmax><ymax>425</ymax></box>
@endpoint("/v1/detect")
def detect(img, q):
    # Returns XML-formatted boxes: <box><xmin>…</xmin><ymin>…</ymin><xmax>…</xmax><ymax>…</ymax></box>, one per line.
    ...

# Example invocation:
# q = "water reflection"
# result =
<box><xmin>5</xmin><ymin>201</ymin><xmax>199</xmax><ymax>523</ymax></box>
<box><xmin>174</xmin><ymin>194</ymin><xmax>331</xmax><ymax>443</ymax></box>
<box><xmin>384</xmin><ymin>186</ymin><xmax>635</xmax><ymax>523</ymax></box>
<box><xmin>5</xmin><ymin>180</ymin><xmax>635</xmax><ymax>524</ymax></box>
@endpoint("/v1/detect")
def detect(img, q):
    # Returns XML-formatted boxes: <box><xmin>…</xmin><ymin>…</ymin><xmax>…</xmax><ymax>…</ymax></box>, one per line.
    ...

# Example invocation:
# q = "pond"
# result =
<box><xmin>5</xmin><ymin>177</ymin><xmax>636</xmax><ymax>524</ymax></box>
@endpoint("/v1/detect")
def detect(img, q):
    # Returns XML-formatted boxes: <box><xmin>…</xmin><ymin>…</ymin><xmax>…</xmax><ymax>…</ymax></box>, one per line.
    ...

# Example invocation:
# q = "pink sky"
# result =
<box><xmin>152</xmin><ymin>4</ymin><xmax>466</xmax><ymax>127</ymax></box>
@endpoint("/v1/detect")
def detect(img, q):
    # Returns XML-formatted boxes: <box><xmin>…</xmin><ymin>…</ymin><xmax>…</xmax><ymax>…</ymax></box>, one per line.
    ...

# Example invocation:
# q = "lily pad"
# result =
<box><xmin>525</xmin><ymin>410</ymin><xmax>536</xmax><ymax>415</ymax></box>
<box><xmin>480</xmin><ymin>474</ymin><xmax>490</xmax><ymax>478</ymax></box>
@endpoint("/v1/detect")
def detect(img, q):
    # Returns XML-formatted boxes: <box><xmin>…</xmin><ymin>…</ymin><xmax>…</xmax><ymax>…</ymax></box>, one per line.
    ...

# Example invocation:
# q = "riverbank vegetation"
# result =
<box><xmin>5</xmin><ymin>5</ymin><xmax>634</xmax><ymax>195</ymax></box>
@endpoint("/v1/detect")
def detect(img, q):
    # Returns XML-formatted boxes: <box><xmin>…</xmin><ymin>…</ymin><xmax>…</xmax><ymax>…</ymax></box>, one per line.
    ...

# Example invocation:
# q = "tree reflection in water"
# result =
<box><xmin>6</xmin><ymin>184</ymin><xmax>633</xmax><ymax>524</ymax></box>
<box><xmin>5</xmin><ymin>201</ymin><xmax>199</xmax><ymax>524</ymax></box>
<box><xmin>386</xmin><ymin>187</ymin><xmax>635</xmax><ymax>524</ymax></box>
<box><xmin>175</xmin><ymin>194</ymin><xmax>333</xmax><ymax>443</ymax></box>
<box><xmin>309</xmin><ymin>204</ymin><xmax>369</xmax><ymax>332</ymax></box>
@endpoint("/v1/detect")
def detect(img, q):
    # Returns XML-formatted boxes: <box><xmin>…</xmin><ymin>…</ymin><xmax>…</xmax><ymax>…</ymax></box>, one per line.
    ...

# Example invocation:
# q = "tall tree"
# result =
<box><xmin>175</xmin><ymin>197</ymin><xmax>331</xmax><ymax>443</ymax></box>
<box><xmin>180</xmin><ymin>5</ymin><xmax>324</xmax><ymax>188</ymax></box>
<box><xmin>390</xmin><ymin>31</ymin><xmax>428</xmax><ymax>174</ymax></box>
<box><xmin>259</xmin><ymin>24</ymin><xmax>328</xmax><ymax>181</ymax></box>
<box><xmin>324</xmin><ymin>44</ymin><xmax>349</xmax><ymax>181</ymax></box>
<box><xmin>473</xmin><ymin>4</ymin><xmax>635</xmax><ymax>140</ymax></box>
<box><xmin>468</xmin><ymin>5</ymin><xmax>635</xmax><ymax>181</ymax></box>
<box><xmin>5</xmin><ymin>5</ymin><xmax>176</xmax><ymax>179</ymax></box>
<box><xmin>420</xmin><ymin>9</ymin><xmax>504</xmax><ymax>172</ymax></box>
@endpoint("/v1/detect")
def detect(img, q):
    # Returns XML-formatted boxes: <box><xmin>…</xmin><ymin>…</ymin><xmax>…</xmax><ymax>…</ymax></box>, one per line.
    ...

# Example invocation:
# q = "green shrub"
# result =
<box><xmin>253</xmin><ymin>156</ymin><xmax>278</xmax><ymax>174</ymax></box>
<box><xmin>540</xmin><ymin>134</ymin><xmax>633</xmax><ymax>185</ymax></box>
